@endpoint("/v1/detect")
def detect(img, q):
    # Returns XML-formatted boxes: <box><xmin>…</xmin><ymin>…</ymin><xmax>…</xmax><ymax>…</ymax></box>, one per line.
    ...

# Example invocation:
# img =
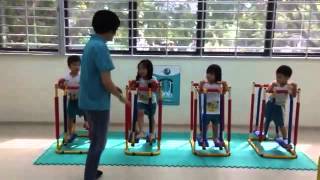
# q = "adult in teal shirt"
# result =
<box><xmin>79</xmin><ymin>10</ymin><xmax>129</xmax><ymax>180</ymax></box>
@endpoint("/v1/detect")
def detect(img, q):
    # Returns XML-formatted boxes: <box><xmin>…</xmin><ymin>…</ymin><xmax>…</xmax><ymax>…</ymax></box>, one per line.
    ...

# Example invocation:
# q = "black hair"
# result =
<box><xmin>276</xmin><ymin>65</ymin><xmax>292</xmax><ymax>78</ymax></box>
<box><xmin>67</xmin><ymin>55</ymin><xmax>81</xmax><ymax>67</ymax></box>
<box><xmin>92</xmin><ymin>10</ymin><xmax>120</xmax><ymax>34</ymax></box>
<box><xmin>136</xmin><ymin>59</ymin><xmax>153</xmax><ymax>81</ymax></box>
<box><xmin>206</xmin><ymin>64</ymin><xmax>222</xmax><ymax>82</ymax></box>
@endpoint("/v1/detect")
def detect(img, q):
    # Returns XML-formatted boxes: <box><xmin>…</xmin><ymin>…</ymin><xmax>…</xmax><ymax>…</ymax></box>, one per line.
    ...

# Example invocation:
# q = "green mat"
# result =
<box><xmin>34</xmin><ymin>132</ymin><xmax>317</xmax><ymax>170</ymax></box>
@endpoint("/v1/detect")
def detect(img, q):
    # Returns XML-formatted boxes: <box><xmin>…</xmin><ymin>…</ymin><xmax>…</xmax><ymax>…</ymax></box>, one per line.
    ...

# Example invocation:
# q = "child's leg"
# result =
<box><xmin>67</xmin><ymin>118</ymin><xmax>76</xmax><ymax>140</ymax></box>
<box><xmin>212</xmin><ymin>123</ymin><xmax>218</xmax><ymax>140</ymax></box>
<box><xmin>137</xmin><ymin>110</ymin><xmax>145</xmax><ymax>137</ymax></box>
<box><xmin>280</xmin><ymin>126</ymin><xmax>287</xmax><ymax>139</ymax></box>
<box><xmin>149</xmin><ymin>116</ymin><xmax>156</xmax><ymax>140</ymax></box>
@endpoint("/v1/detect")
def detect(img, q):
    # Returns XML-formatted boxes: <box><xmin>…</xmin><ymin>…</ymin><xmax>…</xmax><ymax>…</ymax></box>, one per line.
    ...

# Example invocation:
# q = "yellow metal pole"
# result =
<box><xmin>317</xmin><ymin>156</ymin><xmax>320</xmax><ymax>180</ymax></box>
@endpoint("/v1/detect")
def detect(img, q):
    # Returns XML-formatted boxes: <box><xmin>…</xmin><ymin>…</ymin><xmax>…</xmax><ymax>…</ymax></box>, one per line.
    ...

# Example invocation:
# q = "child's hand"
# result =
<box><xmin>289</xmin><ymin>83</ymin><xmax>297</xmax><ymax>97</ymax></box>
<box><xmin>221</xmin><ymin>81</ymin><xmax>228</xmax><ymax>93</ymax></box>
<box><xmin>57</xmin><ymin>78</ymin><xmax>66</xmax><ymax>89</ymax></box>
<box><xmin>199</xmin><ymin>80</ymin><xmax>205</xmax><ymax>90</ymax></box>
<box><xmin>267</xmin><ymin>82</ymin><xmax>277</xmax><ymax>93</ymax></box>
<box><xmin>129</xmin><ymin>80</ymin><xmax>138</xmax><ymax>89</ymax></box>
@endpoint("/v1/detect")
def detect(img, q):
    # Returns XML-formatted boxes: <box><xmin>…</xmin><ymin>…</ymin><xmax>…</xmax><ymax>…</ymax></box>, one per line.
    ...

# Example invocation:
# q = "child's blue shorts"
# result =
<box><xmin>265</xmin><ymin>101</ymin><xmax>285</xmax><ymax>127</ymax></box>
<box><xmin>67</xmin><ymin>99</ymin><xmax>84</xmax><ymax>120</ymax></box>
<box><xmin>137</xmin><ymin>102</ymin><xmax>157</xmax><ymax>117</ymax></box>
<box><xmin>202</xmin><ymin>114</ymin><xmax>221</xmax><ymax>126</ymax></box>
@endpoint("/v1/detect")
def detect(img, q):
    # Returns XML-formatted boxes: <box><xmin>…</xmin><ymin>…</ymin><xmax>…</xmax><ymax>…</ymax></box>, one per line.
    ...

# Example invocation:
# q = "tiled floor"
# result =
<box><xmin>0</xmin><ymin>123</ymin><xmax>318</xmax><ymax>180</ymax></box>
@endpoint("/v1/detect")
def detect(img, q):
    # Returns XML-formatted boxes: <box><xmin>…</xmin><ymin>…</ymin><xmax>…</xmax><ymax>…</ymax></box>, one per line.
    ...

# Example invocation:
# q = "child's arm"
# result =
<box><xmin>58</xmin><ymin>78</ymin><xmax>66</xmax><ymax>89</ymax></box>
<box><xmin>199</xmin><ymin>80</ymin><xmax>205</xmax><ymax>91</ymax></box>
<box><xmin>289</xmin><ymin>82</ymin><xmax>297</xmax><ymax>97</ymax></box>
<box><xmin>266</xmin><ymin>81</ymin><xmax>277</xmax><ymax>93</ymax></box>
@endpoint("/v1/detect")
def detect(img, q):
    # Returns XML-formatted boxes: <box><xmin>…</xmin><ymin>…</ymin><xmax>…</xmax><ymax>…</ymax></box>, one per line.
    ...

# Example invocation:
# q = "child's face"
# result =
<box><xmin>138</xmin><ymin>65</ymin><xmax>148</xmax><ymax>78</ymax></box>
<box><xmin>206</xmin><ymin>73</ymin><xmax>216</xmax><ymax>83</ymax></box>
<box><xmin>69</xmin><ymin>61</ymin><xmax>80</xmax><ymax>74</ymax></box>
<box><xmin>276</xmin><ymin>73</ymin><xmax>289</xmax><ymax>85</ymax></box>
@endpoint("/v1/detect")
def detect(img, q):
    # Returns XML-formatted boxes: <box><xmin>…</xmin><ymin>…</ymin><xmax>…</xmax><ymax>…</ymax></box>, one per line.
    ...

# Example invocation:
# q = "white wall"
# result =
<box><xmin>0</xmin><ymin>54</ymin><xmax>319</xmax><ymax>127</ymax></box>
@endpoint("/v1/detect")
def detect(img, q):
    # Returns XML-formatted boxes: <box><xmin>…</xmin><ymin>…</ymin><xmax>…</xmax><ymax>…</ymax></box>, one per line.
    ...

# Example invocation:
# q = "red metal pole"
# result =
<box><xmin>193</xmin><ymin>97</ymin><xmax>198</xmax><ymax>142</ymax></box>
<box><xmin>158</xmin><ymin>99</ymin><xmax>163</xmax><ymax>143</ymax></box>
<box><xmin>190</xmin><ymin>90</ymin><xmax>194</xmax><ymax>131</ymax></box>
<box><xmin>293</xmin><ymin>89</ymin><xmax>301</xmax><ymax>147</ymax></box>
<box><xmin>249</xmin><ymin>83</ymin><xmax>255</xmax><ymax>133</ymax></box>
<box><xmin>54</xmin><ymin>96</ymin><xmax>60</xmax><ymax>140</ymax></box>
<box><xmin>125</xmin><ymin>87</ymin><xmax>129</xmax><ymax>141</ymax></box>
<box><xmin>54</xmin><ymin>85</ymin><xmax>60</xmax><ymax>141</ymax></box>
<box><xmin>128</xmin><ymin>91</ymin><xmax>132</xmax><ymax>131</ymax></box>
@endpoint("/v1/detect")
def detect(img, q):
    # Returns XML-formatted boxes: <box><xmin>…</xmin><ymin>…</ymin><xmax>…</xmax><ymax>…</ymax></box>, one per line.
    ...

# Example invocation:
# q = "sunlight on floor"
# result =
<box><xmin>0</xmin><ymin>139</ymin><xmax>53</xmax><ymax>149</ymax></box>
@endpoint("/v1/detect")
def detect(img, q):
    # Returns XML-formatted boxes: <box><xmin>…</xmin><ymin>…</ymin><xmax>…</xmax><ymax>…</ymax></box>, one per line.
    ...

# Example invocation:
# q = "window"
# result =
<box><xmin>65</xmin><ymin>0</ymin><xmax>129</xmax><ymax>52</ymax></box>
<box><xmin>204</xmin><ymin>0</ymin><xmax>268</xmax><ymax>54</ymax></box>
<box><xmin>1</xmin><ymin>0</ymin><xmax>320</xmax><ymax>57</ymax></box>
<box><xmin>273</xmin><ymin>0</ymin><xmax>320</xmax><ymax>55</ymax></box>
<box><xmin>0</xmin><ymin>0</ymin><xmax>58</xmax><ymax>52</ymax></box>
<box><xmin>135</xmin><ymin>0</ymin><xmax>198</xmax><ymax>54</ymax></box>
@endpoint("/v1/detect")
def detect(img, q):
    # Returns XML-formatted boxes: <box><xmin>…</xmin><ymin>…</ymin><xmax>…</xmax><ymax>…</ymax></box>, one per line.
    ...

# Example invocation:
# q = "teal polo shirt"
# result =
<box><xmin>79</xmin><ymin>34</ymin><xmax>115</xmax><ymax>110</ymax></box>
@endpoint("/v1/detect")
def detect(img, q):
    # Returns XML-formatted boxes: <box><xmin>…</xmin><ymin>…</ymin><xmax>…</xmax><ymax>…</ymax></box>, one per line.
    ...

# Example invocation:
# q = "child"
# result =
<box><xmin>264</xmin><ymin>65</ymin><xmax>297</xmax><ymax>146</ymax></box>
<box><xmin>61</xmin><ymin>55</ymin><xmax>89</xmax><ymax>142</ymax></box>
<box><xmin>135</xmin><ymin>59</ymin><xmax>158</xmax><ymax>142</ymax></box>
<box><xmin>199</xmin><ymin>64</ymin><xmax>228</xmax><ymax>146</ymax></box>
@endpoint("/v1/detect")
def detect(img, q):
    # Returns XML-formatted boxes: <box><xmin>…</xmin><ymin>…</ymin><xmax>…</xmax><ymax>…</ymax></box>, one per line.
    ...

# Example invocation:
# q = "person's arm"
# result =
<box><xmin>267</xmin><ymin>81</ymin><xmax>277</xmax><ymax>93</ymax></box>
<box><xmin>289</xmin><ymin>82</ymin><xmax>297</xmax><ymax>97</ymax></box>
<box><xmin>100</xmin><ymin>71</ymin><xmax>127</xmax><ymax>103</ymax></box>
<box><xmin>93</xmin><ymin>44</ymin><xmax>128</xmax><ymax>104</ymax></box>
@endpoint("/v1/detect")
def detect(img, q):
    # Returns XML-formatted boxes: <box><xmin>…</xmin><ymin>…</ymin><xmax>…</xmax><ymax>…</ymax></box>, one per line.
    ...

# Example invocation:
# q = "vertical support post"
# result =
<box><xmin>293</xmin><ymin>89</ymin><xmax>301</xmax><ymax>149</ymax></box>
<box><xmin>190</xmin><ymin>85</ymin><xmax>194</xmax><ymax>132</ymax></box>
<box><xmin>288</xmin><ymin>95</ymin><xmax>294</xmax><ymax>144</ymax></box>
<box><xmin>63</xmin><ymin>88</ymin><xmax>67</xmax><ymax>135</ymax></box>
<box><xmin>227</xmin><ymin>87</ymin><xmax>232</xmax><ymax>143</ymax></box>
<box><xmin>220</xmin><ymin>93</ymin><xmax>225</xmax><ymax>142</ymax></box>
<box><xmin>202</xmin><ymin>89</ymin><xmax>207</xmax><ymax>149</ymax></box>
<box><xmin>157</xmin><ymin>86</ymin><xmax>162</xmax><ymax>149</ymax></box>
<box><xmin>193</xmin><ymin>92</ymin><xmax>198</xmax><ymax>142</ymax></box>
<box><xmin>125</xmin><ymin>86</ymin><xmax>130</xmax><ymax>142</ymax></box>
<box><xmin>317</xmin><ymin>156</ymin><xmax>320</xmax><ymax>180</ymax></box>
<box><xmin>256</xmin><ymin>87</ymin><xmax>262</xmax><ymax>130</ymax></box>
<box><xmin>54</xmin><ymin>85</ymin><xmax>60</xmax><ymax>147</ymax></box>
<box><xmin>249</xmin><ymin>83</ymin><xmax>255</xmax><ymax>133</ymax></box>
<box><xmin>259</xmin><ymin>88</ymin><xmax>266</xmax><ymax>141</ymax></box>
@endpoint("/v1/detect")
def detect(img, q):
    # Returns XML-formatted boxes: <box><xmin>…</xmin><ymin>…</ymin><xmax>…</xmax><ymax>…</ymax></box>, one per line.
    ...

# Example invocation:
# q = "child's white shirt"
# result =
<box><xmin>269</xmin><ymin>81</ymin><xmax>289</xmax><ymax>107</ymax></box>
<box><xmin>137</xmin><ymin>76</ymin><xmax>158</xmax><ymax>104</ymax></box>
<box><xmin>65</xmin><ymin>72</ymin><xmax>80</xmax><ymax>98</ymax></box>
<box><xmin>201</xmin><ymin>82</ymin><xmax>221</xmax><ymax>115</ymax></box>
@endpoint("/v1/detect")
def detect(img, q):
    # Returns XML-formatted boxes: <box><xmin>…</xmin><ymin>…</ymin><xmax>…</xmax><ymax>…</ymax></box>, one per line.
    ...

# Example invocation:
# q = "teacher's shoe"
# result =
<box><xmin>96</xmin><ymin>170</ymin><xmax>103</xmax><ymax>179</ymax></box>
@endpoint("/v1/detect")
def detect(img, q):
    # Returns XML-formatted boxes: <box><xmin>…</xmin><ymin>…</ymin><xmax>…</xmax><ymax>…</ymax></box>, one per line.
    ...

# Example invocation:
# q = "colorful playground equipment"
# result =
<box><xmin>248</xmin><ymin>82</ymin><xmax>301</xmax><ymax>159</ymax></box>
<box><xmin>189</xmin><ymin>81</ymin><xmax>232</xmax><ymax>157</ymax></box>
<box><xmin>124</xmin><ymin>80</ymin><xmax>163</xmax><ymax>156</ymax></box>
<box><xmin>54</xmin><ymin>80</ymin><xmax>89</xmax><ymax>154</ymax></box>
<box><xmin>317</xmin><ymin>156</ymin><xmax>320</xmax><ymax>180</ymax></box>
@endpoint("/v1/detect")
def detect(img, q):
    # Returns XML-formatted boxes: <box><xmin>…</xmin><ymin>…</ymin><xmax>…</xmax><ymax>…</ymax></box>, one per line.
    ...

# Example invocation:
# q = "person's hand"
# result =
<box><xmin>268</xmin><ymin>82</ymin><xmax>277</xmax><ymax>93</ymax></box>
<box><xmin>116</xmin><ymin>86</ymin><xmax>123</xmax><ymax>94</ymax></box>
<box><xmin>220</xmin><ymin>81</ymin><xmax>228</xmax><ymax>93</ymax></box>
<box><xmin>57</xmin><ymin>78</ymin><xmax>66</xmax><ymax>89</ymax></box>
<box><xmin>118</xmin><ymin>94</ymin><xmax>131</xmax><ymax>106</ymax></box>
<box><xmin>289</xmin><ymin>83</ymin><xmax>297</xmax><ymax>96</ymax></box>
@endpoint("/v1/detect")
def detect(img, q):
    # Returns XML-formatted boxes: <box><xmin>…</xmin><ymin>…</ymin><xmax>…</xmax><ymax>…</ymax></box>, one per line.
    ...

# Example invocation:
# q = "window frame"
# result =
<box><xmin>0</xmin><ymin>0</ymin><xmax>59</xmax><ymax>53</ymax></box>
<box><xmin>0</xmin><ymin>0</ymin><xmax>319</xmax><ymax>57</ymax></box>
